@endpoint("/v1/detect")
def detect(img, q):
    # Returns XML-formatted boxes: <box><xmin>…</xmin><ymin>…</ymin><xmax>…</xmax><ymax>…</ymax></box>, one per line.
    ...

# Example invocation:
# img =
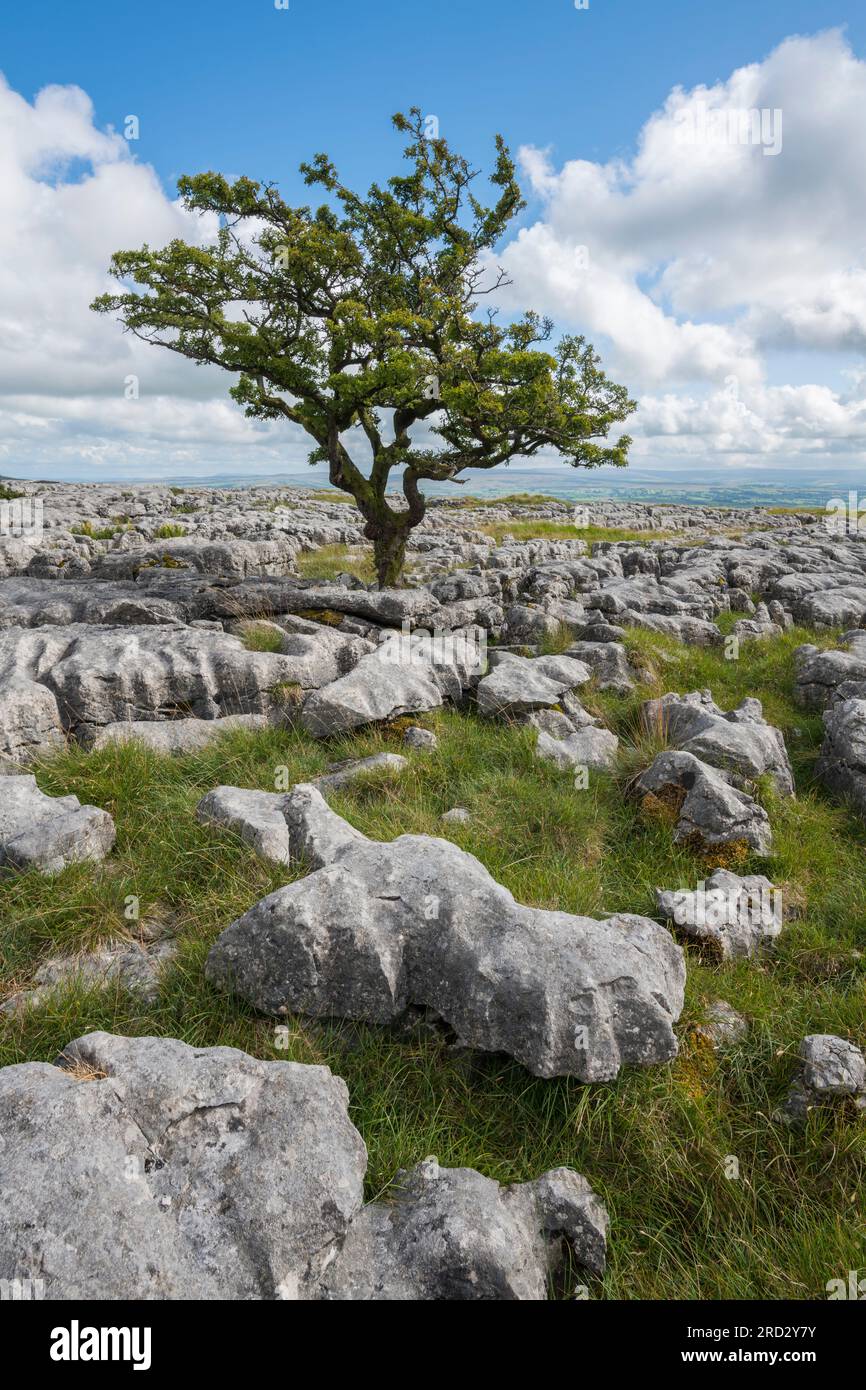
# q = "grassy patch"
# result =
<box><xmin>1</xmin><ymin>629</ymin><xmax>864</xmax><ymax>1299</ymax></box>
<box><xmin>237</xmin><ymin>621</ymin><xmax>285</xmax><ymax>653</ymax></box>
<box><xmin>295</xmin><ymin>544</ymin><xmax>377</xmax><ymax>583</ymax></box>
<box><xmin>481</xmin><ymin>518</ymin><xmax>677</xmax><ymax>545</ymax></box>
<box><xmin>71</xmin><ymin>521</ymin><xmax>119</xmax><ymax>540</ymax></box>
<box><xmin>441</xmin><ymin>492</ymin><xmax>564</xmax><ymax>508</ymax></box>
<box><xmin>153</xmin><ymin>523</ymin><xmax>188</xmax><ymax>539</ymax></box>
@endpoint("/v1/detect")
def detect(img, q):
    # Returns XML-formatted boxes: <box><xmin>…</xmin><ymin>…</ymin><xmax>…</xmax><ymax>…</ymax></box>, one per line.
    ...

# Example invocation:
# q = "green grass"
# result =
<box><xmin>441</xmin><ymin>492</ymin><xmax>564</xmax><ymax>508</ymax></box>
<box><xmin>481</xmin><ymin>518</ymin><xmax>677</xmax><ymax>545</ymax></box>
<box><xmin>237</xmin><ymin>621</ymin><xmax>286</xmax><ymax>653</ymax></box>
<box><xmin>304</xmin><ymin>489</ymin><xmax>358</xmax><ymax>504</ymax></box>
<box><xmin>0</xmin><ymin>482</ymin><xmax>25</xmax><ymax>501</ymax></box>
<box><xmin>153</xmin><ymin>523</ymin><xmax>187</xmax><ymax>539</ymax></box>
<box><xmin>1</xmin><ymin>628</ymin><xmax>864</xmax><ymax>1299</ymax></box>
<box><xmin>71</xmin><ymin>521</ymin><xmax>120</xmax><ymax>540</ymax></box>
<box><xmin>536</xmin><ymin>621</ymin><xmax>579</xmax><ymax>656</ymax></box>
<box><xmin>767</xmin><ymin>507</ymin><xmax>821</xmax><ymax>516</ymax></box>
<box><xmin>295</xmin><ymin>543</ymin><xmax>377</xmax><ymax>583</ymax></box>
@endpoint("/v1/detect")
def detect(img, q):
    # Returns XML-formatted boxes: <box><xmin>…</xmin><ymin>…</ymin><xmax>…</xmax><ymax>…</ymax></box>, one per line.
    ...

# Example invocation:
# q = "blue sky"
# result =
<box><xmin>3</xmin><ymin>0</ymin><xmax>860</xmax><ymax>206</ymax></box>
<box><xmin>0</xmin><ymin>1</ymin><xmax>864</xmax><ymax>481</ymax></box>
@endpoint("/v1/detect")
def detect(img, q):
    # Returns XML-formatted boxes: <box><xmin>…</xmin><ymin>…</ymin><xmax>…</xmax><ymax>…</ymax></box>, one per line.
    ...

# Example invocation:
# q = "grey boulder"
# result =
<box><xmin>0</xmin><ymin>1032</ymin><xmax>608</xmax><ymax>1300</ymax></box>
<box><xmin>476</xmin><ymin>653</ymin><xmax>591</xmax><ymax>719</ymax></box>
<box><xmin>1</xmin><ymin>940</ymin><xmax>175</xmax><ymax>1014</ymax></box>
<box><xmin>313</xmin><ymin>752</ymin><xmax>409</xmax><ymax>792</ymax></box>
<box><xmin>642</xmin><ymin>690</ymin><xmax>794</xmax><ymax>795</ymax></box>
<box><xmin>88</xmin><ymin>713</ymin><xmax>270</xmax><ymax>755</ymax></box>
<box><xmin>402</xmin><ymin>725</ymin><xmax>438</xmax><ymax>750</ymax></box>
<box><xmin>0</xmin><ymin>1032</ymin><xmax>366</xmax><ymax>1299</ymax></box>
<box><xmin>775</xmin><ymin>1035</ymin><xmax>866</xmax><ymax>1126</ymax></box>
<box><xmin>317</xmin><ymin>1157</ymin><xmax>607</xmax><ymax>1299</ymax></box>
<box><xmin>655</xmin><ymin>868</ymin><xmax>783</xmax><ymax>958</ymax></box>
<box><xmin>566</xmin><ymin>641</ymin><xmax>635</xmax><ymax>694</ymax></box>
<box><xmin>206</xmin><ymin>785</ymin><xmax>685</xmax><ymax>1082</ymax></box>
<box><xmin>0</xmin><ymin>774</ymin><xmax>115</xmax><ymax>874</ymax></box>
<box><xmin>301</xmin><ymin>645</ymin><xmax>449</xmax><ymax>737</ymax></box>
<box><xmin>197</xmin><ymin>786</ymin><xmax>291</xmax><ymax>865</ymax></box>
<box><xmin>794</xmin><ymin>631</ymin><xmax>866</xmax><ymax>709</ymax></box>
<box><xmin>815</xmin><ymin>697</ymin><xmax>866</xmax><ymax>814</ymax></box>
<box><xmin>635</xmin><ymin>750</ymin><xmax>773</xmax><ymax>855</ymax></box>
<box><xmin>535</xmin><ymin>724</ymin><xmax>619</xmax><ymax>773</ymax></box>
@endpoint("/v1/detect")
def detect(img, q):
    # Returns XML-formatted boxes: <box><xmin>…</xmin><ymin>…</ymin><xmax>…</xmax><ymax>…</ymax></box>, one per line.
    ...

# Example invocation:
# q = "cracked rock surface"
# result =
<box><xmin>476</xmin><ymin>652</ymin><xmax>591</xmax><ymax>719</ymax></box>
<box><xmin>0</xmin><ymin>623</ymin><xmax>322</xmax><ymax>764</ymax></box>
<box><xmin>815</xmin><ymin>697</ymin><xmax>866</xmax><ymax>814</ymax></box>
<box><xmin>206</xmin><ymin>785</ymin><xmax>685</xmax><ymax>1081</ymax></box>
<box><xmin>794</xmin><ymin>631</ymin><xmax>866</xmax><ymax>709</ymax></box>
<box><xmin>0</xmin><ymin>1033</ymin><xmax>607</xmax><ymax>1300</ymax></box>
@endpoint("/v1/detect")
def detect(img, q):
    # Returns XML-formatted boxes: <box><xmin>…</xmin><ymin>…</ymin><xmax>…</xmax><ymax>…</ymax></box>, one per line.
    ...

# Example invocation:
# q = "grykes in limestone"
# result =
<box><xmin>49</xmin><ymin>1321</ymin><xmax>152</xmax><ymax>1371</ymax></box>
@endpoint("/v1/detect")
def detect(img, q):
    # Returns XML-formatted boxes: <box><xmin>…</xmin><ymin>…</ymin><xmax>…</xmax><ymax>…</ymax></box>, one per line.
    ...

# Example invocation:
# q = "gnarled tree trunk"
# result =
<box><xmin>367</xmin><ymin>516</ymin><xmax>410</xmax><ymax>588</ymax></box>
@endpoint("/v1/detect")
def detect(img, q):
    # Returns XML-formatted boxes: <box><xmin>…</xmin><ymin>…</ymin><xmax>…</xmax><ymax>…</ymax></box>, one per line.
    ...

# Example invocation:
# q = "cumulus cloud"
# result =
<box><xmin>0</xmin><ymin>75</ymin><xmax>307</xmax><ymax>477</ymax></box>
<box><xmin>489</xmin><ymin>28</ymin><xmax>866</xmax><ymax>467</ymax></box>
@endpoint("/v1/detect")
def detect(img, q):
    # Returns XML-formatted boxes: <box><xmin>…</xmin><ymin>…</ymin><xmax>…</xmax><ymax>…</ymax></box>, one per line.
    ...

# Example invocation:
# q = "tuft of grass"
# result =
<box><xmin>237</xmin><ymin>621</ymin><xmax>285</xmax><ymax>653</ymax></box>
<box><xmin>71</xmin><ymin>521</ymin><xmax>119</xmax><ymax>540</ymax></box>
<box><xmin>295</xmin><ymin>544</ymin><xmax>377</xmax><ymax>583</ymax></box>
<box><xmin>153</xmin><ymin>523</ymin><xmax>187</xmax><ymax>539</ymax></box>
<box><xmin>536</xmin><ymin>622</ymin><xmax>578</xmax><ymax>656</ymax></box>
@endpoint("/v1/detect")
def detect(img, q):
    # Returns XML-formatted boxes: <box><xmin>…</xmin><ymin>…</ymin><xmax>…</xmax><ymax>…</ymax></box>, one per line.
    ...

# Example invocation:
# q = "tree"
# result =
<box><xmin>92</xmin><ymin>110</ymin><xmax>636</xmax><ymax>586</ymax></box>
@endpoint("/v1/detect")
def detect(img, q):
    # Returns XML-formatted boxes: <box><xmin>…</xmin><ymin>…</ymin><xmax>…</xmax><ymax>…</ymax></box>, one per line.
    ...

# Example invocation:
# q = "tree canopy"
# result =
<box><xmin>93</xmin><ymin>109</ymin><xmax>635</xmax><ymax>584</ymax></box>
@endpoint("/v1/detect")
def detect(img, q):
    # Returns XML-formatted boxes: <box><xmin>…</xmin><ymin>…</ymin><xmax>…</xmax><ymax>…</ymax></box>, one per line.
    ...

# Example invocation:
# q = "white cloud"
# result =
<box><xmin>0</xmin><ymin>74</ymin><xmax>310</xmax><ymax>477</ymax></box>
<box><xmin>1</xmin><ymin>35</ymin><xmax>865</xmax><ymax>479</ymax></box>
<box><xmin>488</xmin><ymin>28</ymin><xmax>866</xmax><ymax>467</ymax></box>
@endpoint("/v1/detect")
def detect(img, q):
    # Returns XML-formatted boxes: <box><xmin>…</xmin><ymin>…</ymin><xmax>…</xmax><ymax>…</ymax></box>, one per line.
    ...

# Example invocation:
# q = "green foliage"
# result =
<box><xmin>92</xmin><ymin>109</ymin><xmax>635</xmax><ymax>583</ymax></box>
<box><xmin>153</xmin><ymin>523</ymin><xmax>187</xmax><ymax>539</ymax></box>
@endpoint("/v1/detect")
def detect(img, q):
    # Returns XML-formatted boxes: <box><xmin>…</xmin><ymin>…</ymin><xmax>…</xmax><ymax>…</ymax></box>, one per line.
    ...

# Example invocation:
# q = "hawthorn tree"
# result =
<box><xmin>93</xmin><ymin>109</ymin><xmax>635</xmax><ymax>586</ymax></box>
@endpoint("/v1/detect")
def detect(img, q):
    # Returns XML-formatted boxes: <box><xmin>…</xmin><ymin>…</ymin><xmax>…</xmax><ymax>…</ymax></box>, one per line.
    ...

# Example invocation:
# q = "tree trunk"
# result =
<box><xmin>372</xmin><ymin>524</ymin><xmax>408</xmax><ymax>588</ymax></box>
